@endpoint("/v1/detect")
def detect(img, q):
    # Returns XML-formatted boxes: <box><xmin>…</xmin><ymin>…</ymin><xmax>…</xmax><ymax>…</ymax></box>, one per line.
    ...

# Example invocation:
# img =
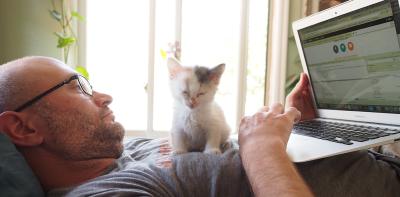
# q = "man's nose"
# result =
<box><xmin>93</xmin><ymin>91</ymin><xmax>113</xmax><ymax>107</ymax></box>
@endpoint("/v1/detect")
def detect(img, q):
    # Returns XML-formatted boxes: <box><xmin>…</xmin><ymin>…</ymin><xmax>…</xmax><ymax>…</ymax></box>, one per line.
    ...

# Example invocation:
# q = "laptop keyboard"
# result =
<box><xmin>293</xmin><ymin>120</ymin><xmax>400</xmax><ymax>145</ymax></box>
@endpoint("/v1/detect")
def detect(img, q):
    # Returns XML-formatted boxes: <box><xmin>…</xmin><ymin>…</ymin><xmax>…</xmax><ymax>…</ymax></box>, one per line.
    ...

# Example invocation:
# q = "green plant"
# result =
<box><xmin>285</xmin><ymin>74</ymin><xmax>300</xmax><ymax>96</ymax></box>
<box><xmin>49</xmin><ymin>0</ymin><xmax>88</xmax><ymax>78</ymax></box>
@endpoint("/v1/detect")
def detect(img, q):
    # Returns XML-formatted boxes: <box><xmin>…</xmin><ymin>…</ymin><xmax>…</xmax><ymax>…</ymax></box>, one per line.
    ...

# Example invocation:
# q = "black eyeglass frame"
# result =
<box><xmin>14</xmin><ymin>74</ymin><xmax>93</xmax><ymax>112</ymax></box>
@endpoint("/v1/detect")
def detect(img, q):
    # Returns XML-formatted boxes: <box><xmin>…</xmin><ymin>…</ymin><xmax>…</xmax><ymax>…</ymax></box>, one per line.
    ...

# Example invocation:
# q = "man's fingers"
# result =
<box><xmin>258</xmin><ymin>106</ymin><xmax>269</xmax><ymax>113</ymax></box>
<box><xmin>291</xmin><ymin>73</ymin><xmax>309</xmax><ymax>94</ymax></box>
<box><xmin>240</xmin><ymin>116</ymin><xmax>250</xmax><ymax>125</ymax></box>
<box><xmin>270</xmin><ymin>103</ymin><xmax>284</xmax><ymax>114</ymax></box>
<box><xmin>284</xmin><ymin>107</ymin><xmax>301</xmax><ymax>123</ymax></box>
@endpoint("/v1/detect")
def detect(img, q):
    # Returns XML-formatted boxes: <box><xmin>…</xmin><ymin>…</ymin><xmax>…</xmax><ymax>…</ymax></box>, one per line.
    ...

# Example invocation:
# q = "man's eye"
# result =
<box><xmin>74</xmin><ymin>85</ymin><xmax>83</xmax><ymax>93</ymax></box>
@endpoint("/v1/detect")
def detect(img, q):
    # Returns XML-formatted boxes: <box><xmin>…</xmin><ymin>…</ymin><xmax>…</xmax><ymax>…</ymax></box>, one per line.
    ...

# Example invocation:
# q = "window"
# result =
<box><xmin>85</xmin><ymin>0</ymin><xmax>269</xmax><ymax>137</ymax></box>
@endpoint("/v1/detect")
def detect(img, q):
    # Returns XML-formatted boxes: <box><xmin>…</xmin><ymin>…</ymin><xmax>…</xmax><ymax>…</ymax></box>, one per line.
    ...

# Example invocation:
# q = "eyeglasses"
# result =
<box><xmin>14</xmin><ymin>74</ymin><xmax>93</xmax><ymax>112</ymax></box>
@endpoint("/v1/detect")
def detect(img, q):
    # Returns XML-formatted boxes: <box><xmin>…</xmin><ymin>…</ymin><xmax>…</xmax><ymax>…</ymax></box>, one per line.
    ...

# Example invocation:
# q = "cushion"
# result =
<box><xmin>0</xmin><ymin>133</ymin><xmax>44</xmax><ymax>196</ymax></box>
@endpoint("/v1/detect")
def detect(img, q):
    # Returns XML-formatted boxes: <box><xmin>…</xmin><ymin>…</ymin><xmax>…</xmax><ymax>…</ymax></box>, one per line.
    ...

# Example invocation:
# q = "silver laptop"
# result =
<box><xmin>288</xmin><ymin>0</ymin><xmax>400</xmax><ymax>162</ymax></box>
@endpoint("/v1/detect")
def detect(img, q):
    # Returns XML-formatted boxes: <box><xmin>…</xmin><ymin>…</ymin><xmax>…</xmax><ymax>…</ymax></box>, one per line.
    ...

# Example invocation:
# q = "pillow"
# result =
<box><xmin>0</xmin><ymin>133</ymin><xmax>44</xmax><ymax>197</ymax></box>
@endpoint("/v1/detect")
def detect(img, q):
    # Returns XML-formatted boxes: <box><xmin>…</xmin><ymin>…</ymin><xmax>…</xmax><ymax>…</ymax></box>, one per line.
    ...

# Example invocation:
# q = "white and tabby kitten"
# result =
<box><xmin>380</xmin><ymin>143</ymin><xmax>400</xmax><ymax>158</ymax></box>
<box><xmin>167</xmin><ymin>57</ymin><xmax>230</xmax><ymax>155</ymax></box>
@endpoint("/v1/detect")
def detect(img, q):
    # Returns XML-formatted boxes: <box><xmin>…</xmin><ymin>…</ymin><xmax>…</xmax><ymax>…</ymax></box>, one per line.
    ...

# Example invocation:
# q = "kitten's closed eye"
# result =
<box><xmin>182</xmin><ymin>91</ymin><xmax>189</xmax><ymax>95</ymax></box>
<box><xmin>197</xmin><ymin>92</ymin><xmax>205</xmax><ymax>97</ymax></box>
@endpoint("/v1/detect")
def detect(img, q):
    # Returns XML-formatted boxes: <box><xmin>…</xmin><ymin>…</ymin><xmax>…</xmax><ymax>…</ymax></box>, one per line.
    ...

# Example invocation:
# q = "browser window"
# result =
<box><xmin>298</xmin><ymin>0</ymin><xmax>400</xmax><ymax>114</ymax></box>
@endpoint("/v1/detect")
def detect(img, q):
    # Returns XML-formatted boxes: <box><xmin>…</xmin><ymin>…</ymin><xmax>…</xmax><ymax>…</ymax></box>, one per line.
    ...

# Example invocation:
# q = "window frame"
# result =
<box><xmin>78</xmin><ymin>0</ymin><xmax>283</xmax><ymax>138</ymax></box>
<box><xmin>265</xmin><ymin>0</ymin><xmax>290</xmax><ymax>106</ymax></box>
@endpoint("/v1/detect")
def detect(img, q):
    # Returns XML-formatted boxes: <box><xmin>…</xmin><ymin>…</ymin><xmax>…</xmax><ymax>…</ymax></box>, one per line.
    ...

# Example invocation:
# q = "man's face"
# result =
<box><xmin>36</xmin><ymin>97</ymin><xmax>125</xmax><ymax>160</ymax></box>
<box><xmin>26</xmin><ymin>64</ymin><xmax>125</xmax><ymax>161</ymax></box>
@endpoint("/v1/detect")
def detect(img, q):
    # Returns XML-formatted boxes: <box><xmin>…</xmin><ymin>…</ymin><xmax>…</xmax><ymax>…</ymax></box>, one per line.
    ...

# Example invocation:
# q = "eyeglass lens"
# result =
<box><xmin>78</xmin><ymin>76</ymin><xmax>93</xmax><ymax>96</ymax></box>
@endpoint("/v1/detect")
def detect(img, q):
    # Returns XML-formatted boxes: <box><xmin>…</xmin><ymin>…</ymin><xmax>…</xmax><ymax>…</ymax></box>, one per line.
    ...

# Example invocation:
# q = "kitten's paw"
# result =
<box><xmin>173</xmin><ymin>149</ymin><xmax>188</xmax><ymax>155</ymax></box>
<box><xmin>204</xmin><ymin>148</ymin><xmax>221</xmax><ymax>155</ymax></box>
<box><xmin>381</xmin><ymin>142</ymin><xmax>400</xmax><ymax>158</ymax></box>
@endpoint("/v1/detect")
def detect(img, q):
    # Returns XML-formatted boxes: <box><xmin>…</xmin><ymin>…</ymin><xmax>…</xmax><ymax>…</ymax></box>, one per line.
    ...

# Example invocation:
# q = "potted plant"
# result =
<box><xmin>49</xmin><ymin>0</ymin><xmax>88</xmax><ymax>78</ymax></box>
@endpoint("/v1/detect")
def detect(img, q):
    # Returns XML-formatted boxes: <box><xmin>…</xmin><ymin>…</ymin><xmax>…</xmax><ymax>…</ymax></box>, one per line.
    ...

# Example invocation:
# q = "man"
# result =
<box><xmin>0</xmin><ymin>56</ymin><xmax>125</xmax><ymax>191</ymax></box>
<box><xmin>240</xmin><ymin>73</ymin><xmax>400</xmax><ymax>196</ymax></box>
<box><xmin>0</xmin><ymin>56</ymin><xmax>399</xmax><ymax>196</ymax></box>
<box><xmin>239</xmin><ymin>103</ymin><xmax>313</xmax><ymax>196</ymax></box>
<box><xmin>319</xmin><ymin>0</ymin><xmax>348</xmax><ymax>11</ymax></box>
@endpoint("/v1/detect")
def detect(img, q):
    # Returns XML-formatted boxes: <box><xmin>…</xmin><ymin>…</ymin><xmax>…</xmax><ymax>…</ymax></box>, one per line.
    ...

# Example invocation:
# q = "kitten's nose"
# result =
<box><xmin>189</xmin><ymin>98</ymin><xmax>197</xmax><ymax>108</ymax></box>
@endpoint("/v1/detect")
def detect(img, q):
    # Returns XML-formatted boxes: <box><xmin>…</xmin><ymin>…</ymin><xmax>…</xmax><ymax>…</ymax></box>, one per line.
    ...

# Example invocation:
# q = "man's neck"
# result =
<box><xmin>20</xmin><ymin>147</ymin><xmax>117</xmax><ymax>192</ymax></box>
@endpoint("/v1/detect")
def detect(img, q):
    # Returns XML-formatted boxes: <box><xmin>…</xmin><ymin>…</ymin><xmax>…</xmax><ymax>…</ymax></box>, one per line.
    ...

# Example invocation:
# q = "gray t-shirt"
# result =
<box><xmin>48</xmin><ymin>138</ymin><xmax>252</xmax><ymax>197</ymax></box>
<box><xmin>48</xmin><ymin>137</ymin><xmax>400</xmax><ymax>197</ymax></box>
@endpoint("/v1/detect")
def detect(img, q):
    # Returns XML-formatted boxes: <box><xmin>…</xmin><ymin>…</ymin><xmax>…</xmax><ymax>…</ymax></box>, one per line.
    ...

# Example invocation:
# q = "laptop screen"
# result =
<box><xmin>298</xmin><ymin>0</ymin><xmax>400</xmax><ymax>114</ymax></box>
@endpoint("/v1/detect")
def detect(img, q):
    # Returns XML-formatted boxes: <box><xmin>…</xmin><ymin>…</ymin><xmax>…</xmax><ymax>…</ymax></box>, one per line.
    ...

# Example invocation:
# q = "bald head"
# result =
<box><xmin>0</xmin><ymin>56</ymin><xmax>74</xmax><ymax>112</ymax></box>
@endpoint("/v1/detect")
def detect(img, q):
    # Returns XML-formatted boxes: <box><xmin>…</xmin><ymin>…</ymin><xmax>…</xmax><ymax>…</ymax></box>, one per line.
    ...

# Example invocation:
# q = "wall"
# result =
<box><xmin>0</xmin><ymin>0</ymin><xmax>61</xmax><ymax>64</ymax></box>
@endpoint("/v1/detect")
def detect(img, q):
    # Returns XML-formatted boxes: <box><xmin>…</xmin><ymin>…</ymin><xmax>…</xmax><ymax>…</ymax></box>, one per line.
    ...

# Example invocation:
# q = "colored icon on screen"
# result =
<box><xmin>348</xmin><ymin>42</ymin><xmax>354</xmax><ymax>51</ymax></box>
<box><xmin>333</xmin><ymin>45</ymin><xmax>339</xmax><ymax>53</ymax></box>
<box><xmin>340</xmin><ymin>43</ymin><xmax>346</xmax><ymax>52</ymax></box>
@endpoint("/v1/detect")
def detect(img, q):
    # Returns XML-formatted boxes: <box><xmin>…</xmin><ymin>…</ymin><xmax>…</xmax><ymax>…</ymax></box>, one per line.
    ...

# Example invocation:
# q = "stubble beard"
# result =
<box><xmin>37</xmin><ymin>102</ymin><xmax>125</xmax><ymax>161</ymax></box>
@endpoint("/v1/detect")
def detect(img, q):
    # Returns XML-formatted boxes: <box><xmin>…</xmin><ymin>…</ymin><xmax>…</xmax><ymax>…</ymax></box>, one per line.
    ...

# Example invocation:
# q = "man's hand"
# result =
<box><xmin>239</xmin><ymin>103</ymin><xmax>301</xmax><ymax>150</ymax></box>
<box><xmin>238</xmin><ymin>103</ymin><xmax>313</xmax><ymax>197</ymax></box>
<box><xmin>285</xmin><ymin>73</ymin><xmax>316</xmax><ymax>121</ymax></box>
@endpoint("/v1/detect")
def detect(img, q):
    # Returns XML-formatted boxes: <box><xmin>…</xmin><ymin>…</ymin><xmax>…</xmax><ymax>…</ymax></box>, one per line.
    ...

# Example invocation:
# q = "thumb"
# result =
<box><xmin>292</xmin><ymin>73</ymin><xmax>309</xmax><ymax>93</ymax></box>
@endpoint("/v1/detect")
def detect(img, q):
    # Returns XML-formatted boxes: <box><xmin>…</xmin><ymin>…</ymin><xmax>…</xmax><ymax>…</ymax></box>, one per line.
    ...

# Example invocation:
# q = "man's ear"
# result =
<box><xmin>0</xmin><ymin>112</ymin><xmax>43</xmax><ymax>146</ymax></box>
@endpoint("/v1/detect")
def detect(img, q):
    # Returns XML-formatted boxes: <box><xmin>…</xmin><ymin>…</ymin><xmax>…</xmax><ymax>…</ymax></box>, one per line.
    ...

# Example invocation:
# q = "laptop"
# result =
<box><xmin>287</xmin><ymin>0</ymin><xmax>400</xmax><ymax>162</ymax></box>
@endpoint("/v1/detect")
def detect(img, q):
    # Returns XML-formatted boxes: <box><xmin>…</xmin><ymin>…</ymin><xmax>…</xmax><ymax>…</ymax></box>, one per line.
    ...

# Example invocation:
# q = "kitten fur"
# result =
<box><xmin>167</xmin><ymin>57</ymin><xmax>230</xmax><ymax>154</ymax></box>
<box><xmin>380</xmin><ymin>142</ymin><xmax>400</xmax><ymax>158</ymax></box>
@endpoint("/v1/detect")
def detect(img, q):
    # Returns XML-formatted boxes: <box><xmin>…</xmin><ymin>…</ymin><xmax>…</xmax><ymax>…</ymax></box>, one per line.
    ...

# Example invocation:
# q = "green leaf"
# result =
<box><xmin>57</xmin><ymin>36</ymin><xmax>76</xmax><ymax>48</ymax></box>
<box><xmin>75</xmin><ymin>66</ymin><xmax>89</xmax><ymax>79</ymax></box>
<box><xmin>49</xmin><ymin>10</ymin><xmax>62</xmax><ymax>21</ymax></box>
<box><xmin>71</xmin><ymin>11</ymin><xmax>84</xmax><ymax>21</ymax></box>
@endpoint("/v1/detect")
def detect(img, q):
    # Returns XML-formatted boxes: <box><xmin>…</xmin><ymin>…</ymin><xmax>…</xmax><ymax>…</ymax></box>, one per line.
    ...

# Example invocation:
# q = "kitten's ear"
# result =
<box><xmin>209</xmin><ymin>63</ymin><xmax>225</xmax><ymax>84</ymax></box>
<box><xmin>167</xmin><ymin>57</ymin><xmax>184</xmax><ymax>79</ymax></box>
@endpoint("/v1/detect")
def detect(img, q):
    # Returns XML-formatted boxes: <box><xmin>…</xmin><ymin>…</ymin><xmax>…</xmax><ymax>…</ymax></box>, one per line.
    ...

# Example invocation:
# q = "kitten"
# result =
<box><xmin>380</xmin><ymin>142</ymin><xmax>400</xmax><ymax>158</ymax></box>
<box><xmin>167</xmin><ymin>57</ymin><xmax>230</xmax><ymax>155</ymax></box>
